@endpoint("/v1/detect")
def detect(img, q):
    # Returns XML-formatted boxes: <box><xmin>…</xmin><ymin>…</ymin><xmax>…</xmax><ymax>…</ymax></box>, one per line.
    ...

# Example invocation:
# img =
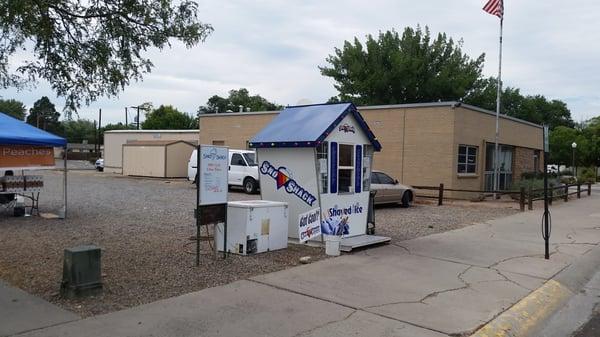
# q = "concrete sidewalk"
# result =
<box><xmin>0</xmin><ymin>281</ymin><xmax>78</xmax><ymax>337</ymax></box>
<box><xmin>13</xmin><ymin>191</ymin><xmax>600</xmax><ymax>337</ymax></box>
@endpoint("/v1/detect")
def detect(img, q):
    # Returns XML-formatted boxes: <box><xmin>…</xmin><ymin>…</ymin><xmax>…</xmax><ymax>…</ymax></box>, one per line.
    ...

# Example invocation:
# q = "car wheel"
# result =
<box><xmin>400</xmin><ymin>191</ymin><xmax>412</xmax><ymax>208</ymax></box>
<box><xmin>243</xmin><ymin>178</ymin><xmax>257</xmax><ymax>194</ymax></box>
<box><xmin>97</xmin><ymin>167</ymin><xmax>104</xmax><ymax>172</ymax></box>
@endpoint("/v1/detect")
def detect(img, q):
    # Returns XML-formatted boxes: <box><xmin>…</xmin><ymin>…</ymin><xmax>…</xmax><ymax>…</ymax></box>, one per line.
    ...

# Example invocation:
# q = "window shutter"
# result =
<box><xmin>355</xmin><ymin>145</ymin><xmax>362</xmax><ymax>193</ymax></box>
<box><xmin>330</xmin><ymin>142</ymin><xmax>338</xmax><ymax>193</ymax></box>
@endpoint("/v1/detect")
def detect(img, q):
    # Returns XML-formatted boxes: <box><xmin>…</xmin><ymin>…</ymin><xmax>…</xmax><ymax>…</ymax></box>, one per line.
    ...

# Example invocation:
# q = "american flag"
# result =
<box><xmin>483</xmin><ymin>0</ymin><xmax>503</xmax><ymax>19</ymax></box>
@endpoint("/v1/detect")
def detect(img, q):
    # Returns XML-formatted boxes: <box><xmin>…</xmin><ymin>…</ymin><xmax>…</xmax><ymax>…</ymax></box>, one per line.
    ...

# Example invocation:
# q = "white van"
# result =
<box><xmin>188</xmin><ymin>149</ymin><xmax>260</xmax><ymax>194</ymax></box>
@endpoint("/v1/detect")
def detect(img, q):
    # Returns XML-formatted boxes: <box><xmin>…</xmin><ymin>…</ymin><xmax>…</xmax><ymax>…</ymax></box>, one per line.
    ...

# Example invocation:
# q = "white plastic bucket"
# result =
<box><xmin>324</xmin><ymin>235</ymin><xmax>342</xmax><ymax>256</ymax></box>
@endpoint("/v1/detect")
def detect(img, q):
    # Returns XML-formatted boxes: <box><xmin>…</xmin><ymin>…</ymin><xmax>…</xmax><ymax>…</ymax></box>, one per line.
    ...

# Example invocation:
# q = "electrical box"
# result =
<box><xmin>60</xmin><ymin>245</ymin><xmax>103</xmax><ymax>298</ymax></box>
<box><xmin>216</xmin><ymin>200</ymin><xmax>288</xmax><ymax>255</ymax></box>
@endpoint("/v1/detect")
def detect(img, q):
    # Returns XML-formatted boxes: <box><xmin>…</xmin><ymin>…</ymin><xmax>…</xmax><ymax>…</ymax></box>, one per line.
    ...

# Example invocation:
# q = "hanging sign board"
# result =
<box><xmin>298</xmin><ymin>208</ymin><xmax>321</xmax><ymax>243</ymax></box>
<box><xmin>199</xmin><ymin>145</ymin><xmax>228</xmax><ymax>206</ymax></box>
<box><xmin>543</xmin><ymin>125</ymin><xmax>550</xmax><ymax>153</ymax></box>
<box><xmin>0</xmin><ymin>145</ymin><xmax>55</xmax><ymax>169</ymax></box>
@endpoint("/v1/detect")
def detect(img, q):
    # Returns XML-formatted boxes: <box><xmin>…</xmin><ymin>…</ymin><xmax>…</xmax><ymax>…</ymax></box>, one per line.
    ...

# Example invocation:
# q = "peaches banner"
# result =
<box><xmin>0</xmin><ymin>145</ymin><xmax>55</xmax><ymax>168</ymax></box>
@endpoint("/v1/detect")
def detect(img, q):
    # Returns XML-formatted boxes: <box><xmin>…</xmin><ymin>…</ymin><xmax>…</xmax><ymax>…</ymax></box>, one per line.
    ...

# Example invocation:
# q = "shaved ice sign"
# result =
<box><xmin>259</xmin><ymin>161</ymin><xmax>317</xmax><ymax>206</ymax></box>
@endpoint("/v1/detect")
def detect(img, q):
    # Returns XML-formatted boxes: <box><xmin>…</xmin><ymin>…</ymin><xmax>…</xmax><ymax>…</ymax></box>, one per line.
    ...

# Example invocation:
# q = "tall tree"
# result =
<box><xmin>0</xmin><ymin>1</ymin><xmax>212</xmax><ymax>114</ymax></box>
<box><xmin>198</xmin><ymin>88</ymin><xmax>282</xmax><ymax>114</ymax></box>
<box><xmin>464</xmin><ymin>77</ymin><xmax>574</xmax><ymax>129</ymax></box>
<box><xmin>142</xmin><ymin>105</ymin><xmax>196</xmax><ymax>129</ymax></box>
<box><xmin>62</xmin><ymin>119</ymin><xmax>96</xmax><ymax>144</ymax></box>
<box><xmin>320</xmin><ymin>26</ymin><xmax>485</xmax><ymax>105</ymax></box>
<box><xmin>27</xmin><ymin>96</ymin><xmax>61</xmax><ymax>134</ymax></box>
<box><xmin>0</xmin><ymin>98</ymin><xmax>26</xmax><ymax>120</ymax></box>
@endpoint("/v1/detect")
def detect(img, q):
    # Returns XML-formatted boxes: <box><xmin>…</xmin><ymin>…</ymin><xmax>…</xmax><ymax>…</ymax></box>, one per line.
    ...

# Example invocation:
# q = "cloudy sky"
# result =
<box><xmin>2</xmin><ymin>0</ymin><xmax>599</xmax><ymax>124</ymax></box>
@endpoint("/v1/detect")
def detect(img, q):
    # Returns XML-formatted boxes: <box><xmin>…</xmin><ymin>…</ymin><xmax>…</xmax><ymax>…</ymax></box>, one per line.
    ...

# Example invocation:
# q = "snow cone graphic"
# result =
<box><xmin>276</xmin><ymin>168</ymin><xmax>291</xmax><ymax>189</ymax></box>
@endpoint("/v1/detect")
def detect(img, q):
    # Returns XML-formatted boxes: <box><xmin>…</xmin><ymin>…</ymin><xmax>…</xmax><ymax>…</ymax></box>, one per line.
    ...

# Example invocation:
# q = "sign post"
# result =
<box><xmin>195</xmin><ymin>145</ymin><xmax>229</xmax><ymax>265</ymax></box>
<box><xmin>542</xmin><ymin>125</ymin><xmax>551</xmax><ymax>260</ymax></box>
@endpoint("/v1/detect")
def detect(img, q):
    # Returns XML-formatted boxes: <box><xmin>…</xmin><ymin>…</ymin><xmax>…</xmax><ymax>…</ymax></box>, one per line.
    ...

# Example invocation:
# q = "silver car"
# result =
<box><xmin>370</xmin><ymin>170</ymin><xmax>414</xmax><ymax>207</ymax></box>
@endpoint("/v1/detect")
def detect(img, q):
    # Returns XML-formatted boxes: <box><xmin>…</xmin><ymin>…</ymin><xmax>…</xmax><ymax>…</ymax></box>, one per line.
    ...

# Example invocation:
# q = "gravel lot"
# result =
<box><xmin>0</xmin><ymin>170</ymin><xmax>325</xmax><ymax>317</ymax></box>
<box><xmin>0</xmin><ymin>169</ymin><xmax>518</xmax><ymax>317</ymax></box>
<box><xmin>374</xmin><ymin>201</ymin><xmax>519</xmax><ymax>243</ymax></box>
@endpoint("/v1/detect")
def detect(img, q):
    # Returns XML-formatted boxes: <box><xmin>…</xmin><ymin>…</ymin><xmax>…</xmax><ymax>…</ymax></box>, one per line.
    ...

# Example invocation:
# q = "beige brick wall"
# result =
<box><xmin>199</xmin><ymin>112</ymin><xmax>277</xmax><ymax>149</ymax></box>
<box><xmin>452</xmin><ymin>107</ymin><xmax>544</xmax><ymax>193</ymax></box>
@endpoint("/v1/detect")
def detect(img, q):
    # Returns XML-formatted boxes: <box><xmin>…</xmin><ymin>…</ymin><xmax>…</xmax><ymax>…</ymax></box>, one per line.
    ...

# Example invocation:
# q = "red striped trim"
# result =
<box><xmin>483</xmin><ymin>0</ymin><xmax>503</xmax><ymax>19</ymax></box>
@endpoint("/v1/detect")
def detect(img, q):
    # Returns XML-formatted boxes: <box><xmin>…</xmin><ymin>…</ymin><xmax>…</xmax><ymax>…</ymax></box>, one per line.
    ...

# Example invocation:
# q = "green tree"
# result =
<box><xmin>464</xmin><ymin>78</ymin><xmax>574</xmax><ymax>129</ymax></box>
<box><xmin>62</xmin><ymin>119</ymin><xmax>96</xmax><ymax>143</ymax></box>
<box><xmin>549</xmin><ymin>126</ymin><xmax>578</xmax><ymax>166</ymax></box>
<box><xmin>0</xmin><ymin>98</ymin><xmax>26</xmax><ymax>120</ymax></box>
<box><xmin>26</xmin><ymin>96</ymin><xmax>61</xmax><ymax>134</ymax></box>
<box><xmin>198</xmin><ymin>88</ymin><xmax>282</xmax><ymax>114</ymax></box>
<box><xmin>0</xmin><ymin>1</ymin><xmax>213</xmax><ymax>114</ymax></box>
<box><xmin>142</xmin><ymin>105</ymin><xmax>196</xmax><ymax>129</ymax></box>
<box><xmin>320</xmin><ymin>26</ymin><xmax>485</xmax><ymax>105</ymax></box>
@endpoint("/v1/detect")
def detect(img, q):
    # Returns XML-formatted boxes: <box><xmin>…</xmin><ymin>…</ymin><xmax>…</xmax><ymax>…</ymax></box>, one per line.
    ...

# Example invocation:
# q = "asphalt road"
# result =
<box><xmin>573</xmin><ymin>308</ymin><xmax>600</xmax><ymax>337</ymax></box>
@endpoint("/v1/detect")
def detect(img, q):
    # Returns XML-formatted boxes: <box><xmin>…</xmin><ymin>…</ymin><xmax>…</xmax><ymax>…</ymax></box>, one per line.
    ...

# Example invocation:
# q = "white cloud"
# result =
<box><xmin>1</xmin><ymin>0</ymin><xmax>599</xmax><ymax>124</ymax></box>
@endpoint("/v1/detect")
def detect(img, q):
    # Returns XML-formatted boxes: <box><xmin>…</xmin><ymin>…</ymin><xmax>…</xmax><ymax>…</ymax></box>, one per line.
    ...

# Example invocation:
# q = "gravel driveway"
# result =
<box><xmin>0</xmin><ymin>169</ymin><xmax>518</xmax><ymax>317</ymax></box>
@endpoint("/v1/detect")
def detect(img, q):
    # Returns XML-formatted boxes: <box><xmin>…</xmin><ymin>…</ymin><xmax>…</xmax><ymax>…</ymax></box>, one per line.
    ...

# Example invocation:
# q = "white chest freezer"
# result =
<box><xmin>216</xmin><ymin>200</ymin><xmax>288</xmax><ymax>255</ymax></box>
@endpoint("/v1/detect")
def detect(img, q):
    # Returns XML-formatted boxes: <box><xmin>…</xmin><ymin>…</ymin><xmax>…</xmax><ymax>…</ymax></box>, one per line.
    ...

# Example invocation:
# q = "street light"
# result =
<box><xmin>572</xmin><ymin>142</ymin><xmax>577</xmax><ymax>176</ymax></box>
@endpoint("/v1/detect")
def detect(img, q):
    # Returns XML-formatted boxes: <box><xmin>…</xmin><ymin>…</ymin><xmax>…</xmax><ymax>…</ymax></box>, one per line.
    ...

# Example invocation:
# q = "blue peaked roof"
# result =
<box><xmin>0</xmin><ymin>112</ymin><xmax>67</xmax><ymax>147</ymax></box>
<box><xmin>249</xmin><ymin>103</ymin><xmax>381</xmax><ymax>151</ymax></box>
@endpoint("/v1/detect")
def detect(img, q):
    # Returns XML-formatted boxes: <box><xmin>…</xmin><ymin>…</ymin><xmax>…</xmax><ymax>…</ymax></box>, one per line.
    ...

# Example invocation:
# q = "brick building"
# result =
<box><xmin>198</xmin><ymin>102</ymin><xmax>543</xmax><ymax>194</ymax></box>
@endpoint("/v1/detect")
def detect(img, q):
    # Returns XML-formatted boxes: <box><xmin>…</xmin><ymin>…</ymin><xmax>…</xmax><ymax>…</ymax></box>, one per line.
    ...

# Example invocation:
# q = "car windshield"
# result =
<box><xmin>243</xmin><ymin>153</ymin><xmax>257</xmax><ymax>166</ymax></box>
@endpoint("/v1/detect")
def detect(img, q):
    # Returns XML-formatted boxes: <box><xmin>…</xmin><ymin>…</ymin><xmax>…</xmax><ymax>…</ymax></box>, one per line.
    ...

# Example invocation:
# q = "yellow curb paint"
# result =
<box><xmin>471</xmin><ymin>280</ymin><xmax>573</xmax><ymax>337</ymax></box>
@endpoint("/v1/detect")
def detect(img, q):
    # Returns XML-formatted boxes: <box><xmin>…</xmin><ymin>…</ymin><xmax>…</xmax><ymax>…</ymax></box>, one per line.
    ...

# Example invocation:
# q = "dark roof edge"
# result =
<box><xmin>360</xmin><ymin>101</ymin><xmax>543</xmax><ymax>129</ymax></box>
<box><xmin>199</xmin><ymin>101</ymin><xmax>543</xmax><ymax>129</ymax></box>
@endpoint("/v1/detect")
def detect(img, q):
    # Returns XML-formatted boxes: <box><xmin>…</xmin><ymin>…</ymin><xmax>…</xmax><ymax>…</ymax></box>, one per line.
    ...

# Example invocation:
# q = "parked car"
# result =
<box><xmin>370</xmin><ymin>170</ymin><xmax>414</xmax><ymax>207</ymax></box>
<box><xmin>188</xmin><ymin>149</ymin><xmax>260</xmax><ymax>194</ymax></box>
<box><xmin>94</xmin><ymin>158</ymin><xmax>104</xmax><ymax>171</ymax></box>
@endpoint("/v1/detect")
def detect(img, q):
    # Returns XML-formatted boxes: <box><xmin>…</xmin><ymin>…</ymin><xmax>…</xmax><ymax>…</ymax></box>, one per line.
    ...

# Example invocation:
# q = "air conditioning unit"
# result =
<box><xmin>216</xmin><ymin>200</ymin><xmax>288</xmax><ymax>255</ymax></box>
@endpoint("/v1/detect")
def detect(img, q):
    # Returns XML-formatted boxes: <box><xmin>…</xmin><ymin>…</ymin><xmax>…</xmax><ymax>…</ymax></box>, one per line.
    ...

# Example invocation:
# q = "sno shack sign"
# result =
<box><xmin>0</xmin><ymin>145</ymin><xmax>55</xmax><ymax>169</ymax></box>
<box><xmin>298</xmin><ymin>208</ymin><xmax>321</xmax><ymax>243</ymax></box>
<box><xmin>260</xmin><ymin>161</ymin><xmax>317</xmax><ymax>206</ymax></box>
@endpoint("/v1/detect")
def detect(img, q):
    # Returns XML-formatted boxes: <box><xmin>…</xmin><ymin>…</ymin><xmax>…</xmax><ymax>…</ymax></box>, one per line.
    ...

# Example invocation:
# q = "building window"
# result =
<box><xmin>458</xmin><ymin>145</ymin><xmax>478</xmax><ymax>174</ymax></box>
<box><xmin>534</xmin><ymin>150</ymin><xmax>540</xmax><ymax>172</ymax></box>
<box><xmin>338</xmin><ymin>144</ymin><xmax>354</xmax><ymax>193</ymax></box>
<box><xmin>317</xmin><ymin>142</ymin><xmax>328</xmax><ymax>194</ymax></box>
<box><xmin>212</xmin><ymin>140</ymin><xmax>225</xmax><ymax>146</ymax></box>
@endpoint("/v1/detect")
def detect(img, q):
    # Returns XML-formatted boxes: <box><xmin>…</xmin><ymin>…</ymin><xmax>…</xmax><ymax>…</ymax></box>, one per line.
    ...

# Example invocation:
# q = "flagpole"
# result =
<box><xmin>493</xmin><ymin>18</ymin><xmax>503</xmax><ymax>196</ymax></box>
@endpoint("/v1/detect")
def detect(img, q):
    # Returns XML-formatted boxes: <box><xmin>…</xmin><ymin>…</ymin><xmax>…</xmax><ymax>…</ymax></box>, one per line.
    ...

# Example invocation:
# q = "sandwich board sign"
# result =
<box><xmin>198</xmin><ymin>145</ymin><xmax>228</xmax><ymax>206</ymax></box>
<box><xmin>195</xmin><ymin>144</ymin><xmax>229</xmax><ymax>264</ymax></box>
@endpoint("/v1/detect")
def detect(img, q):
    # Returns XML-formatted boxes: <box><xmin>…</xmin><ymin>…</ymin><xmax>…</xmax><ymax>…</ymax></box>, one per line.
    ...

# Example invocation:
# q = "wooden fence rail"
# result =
<box><xmin>412</xmin><ymin>182</ymin><xmax>592</xmax><ymax>209</ymax></box>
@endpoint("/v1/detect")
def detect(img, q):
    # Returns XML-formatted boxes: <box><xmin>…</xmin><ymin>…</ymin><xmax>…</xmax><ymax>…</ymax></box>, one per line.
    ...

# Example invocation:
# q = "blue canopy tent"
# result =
<box><xmin>0</xmin><ymin>112</ymin><xmax>69</xmax><ymax>218</ymax></box>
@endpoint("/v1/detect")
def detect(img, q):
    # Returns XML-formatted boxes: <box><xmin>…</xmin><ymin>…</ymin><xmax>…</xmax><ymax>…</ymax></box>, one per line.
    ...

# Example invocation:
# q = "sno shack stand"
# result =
<box><xmin>249</xmin><ymin>103</ymin><xmax>388</xmax><ymax>250</ymax></box>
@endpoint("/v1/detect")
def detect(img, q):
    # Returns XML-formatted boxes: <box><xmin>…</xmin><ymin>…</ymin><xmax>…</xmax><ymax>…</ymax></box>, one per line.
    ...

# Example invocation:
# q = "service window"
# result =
<box><xmin>338</xmin><ymin>144</ymin><xmax>354</xmax><ymax>193</ymax></box>
<box><xmin>317</xmin><ymin>142</ymin><xmax>328</xmax><ymax>193</ymax></box>
<box><xmin>458</xmin><ymin>145</ymin><xmax>478</xmax><ymax>174</ymax></box>
<box><xmin>231</xmin><ymin>153</ymin><xmax>246</xmax><ymax>166</ymax></box>
<box><xmin>362</xmin><ymin>145</ymin><xmax>373</xmax><ymax>191</ymax></box>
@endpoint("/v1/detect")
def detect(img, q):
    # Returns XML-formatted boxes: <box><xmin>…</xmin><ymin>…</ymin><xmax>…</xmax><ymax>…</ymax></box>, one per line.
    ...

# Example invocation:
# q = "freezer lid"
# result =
<box><xmin>228</xmin><ymin>200</ymin><xmax>288</xmax><ymax>209</ymax></box>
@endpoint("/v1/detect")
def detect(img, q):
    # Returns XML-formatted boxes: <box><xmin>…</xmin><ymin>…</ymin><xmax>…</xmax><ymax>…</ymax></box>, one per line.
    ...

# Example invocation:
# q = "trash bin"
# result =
<box><xmin>366</xmin><ymin>190</ymin><xmax>376</xmax><ymax>235</ymax></box>
<box><xmin>324</xmin><ymin>234</ymin><xmax>341</xmax><ymax>256</ymax></box>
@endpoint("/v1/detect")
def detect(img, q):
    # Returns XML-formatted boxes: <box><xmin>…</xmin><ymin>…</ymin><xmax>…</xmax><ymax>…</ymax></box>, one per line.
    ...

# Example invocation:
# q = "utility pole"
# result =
<box><xmin>98</xmin><ymin>108</ymin><xmax>102</xmax><ymax>155</ymax></box>
<box><xmin>125</xmin><ymin>107</ymin><xmax>128</xmax><ymax>127</ymax></box>
<box><xmin>130</xmin><ymin>105</ymin><xmax>148</xmax><ymax>130</ymax></box>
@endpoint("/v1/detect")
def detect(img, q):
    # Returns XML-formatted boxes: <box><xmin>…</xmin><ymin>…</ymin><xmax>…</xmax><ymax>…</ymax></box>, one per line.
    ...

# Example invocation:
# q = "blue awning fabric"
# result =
<box><xmin>0</xmin><ymin>112</ymin><xmax>67</xmax><ymax>147</ymax></box>
<box><xmin>249</xmin><ymin>102</ymin><xmax>381</xmax><ymax>151</ymax></box>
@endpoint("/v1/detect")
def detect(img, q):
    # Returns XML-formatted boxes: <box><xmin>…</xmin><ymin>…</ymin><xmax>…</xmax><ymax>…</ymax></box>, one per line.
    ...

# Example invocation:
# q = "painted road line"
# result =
<box><xmin>471</xmin><ymin>279</ymin><xmax>572</xmax><ymax>337</ymax></box>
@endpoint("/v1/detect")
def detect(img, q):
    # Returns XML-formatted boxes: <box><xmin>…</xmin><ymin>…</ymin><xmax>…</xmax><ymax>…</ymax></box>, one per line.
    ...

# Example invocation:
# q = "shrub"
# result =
<box><xmin>578</xmin><ymin>167</ymin><xmax>597</xmax><ymax>183</ymax></box>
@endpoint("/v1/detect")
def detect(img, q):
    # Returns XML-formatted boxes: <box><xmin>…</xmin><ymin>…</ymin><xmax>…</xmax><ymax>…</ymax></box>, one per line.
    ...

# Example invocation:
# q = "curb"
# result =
<box><xmin>471</xmin><ymin>246</ymin><xmax>600</xmax><ymax>337</ymax></box>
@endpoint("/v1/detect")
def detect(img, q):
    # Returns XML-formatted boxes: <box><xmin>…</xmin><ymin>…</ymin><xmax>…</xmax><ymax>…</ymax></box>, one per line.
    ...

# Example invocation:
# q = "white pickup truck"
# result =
<box><xmin>187</xmin><ymin>149</ymin><xmax>260</xmax><ymax>194</ymax></box>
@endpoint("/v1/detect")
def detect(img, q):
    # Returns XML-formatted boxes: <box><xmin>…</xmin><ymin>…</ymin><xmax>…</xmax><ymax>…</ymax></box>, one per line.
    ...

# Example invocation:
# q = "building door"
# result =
<box><xmin>485</xmin><ymin>143</ymin><xmax>514</xmax><ymax>191</ymax></box>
